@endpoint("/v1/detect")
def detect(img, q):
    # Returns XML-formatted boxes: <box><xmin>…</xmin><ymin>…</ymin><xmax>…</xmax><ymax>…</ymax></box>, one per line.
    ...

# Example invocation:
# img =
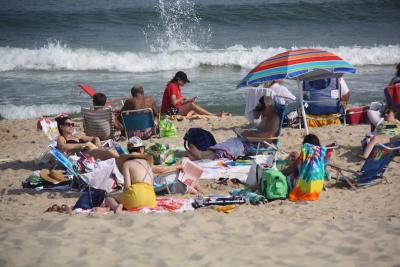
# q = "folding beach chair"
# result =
<box><xmin>238</xmin><ymin>100</ymin><xmax>299</xmax><ymax>156</ymax></box>
<box><xmin>82</xmin><ymin>106</ymin><xmax>114</xmax><ymax>141</ymax></box>
<box><xmin>121</xmin><ymin>108</ymin><xmax>157</xmax><ymax>140</ymax></box>
<box><xmin>300</xmin><ymin>77</ymin><xmax>346</xmax><ymax>128</ymax></box>
<box><xmin>331</xmin><ymin>140</ymin><xmax>400</xmax><ymax>188</ymax></box>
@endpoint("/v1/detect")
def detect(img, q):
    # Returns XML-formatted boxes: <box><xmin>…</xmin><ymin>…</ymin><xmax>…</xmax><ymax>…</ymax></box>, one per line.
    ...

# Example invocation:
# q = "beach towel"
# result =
<box><xmin>288</xmin><ymin>143</ymin><xmax>327</xmax><ymax>201</ymax></box>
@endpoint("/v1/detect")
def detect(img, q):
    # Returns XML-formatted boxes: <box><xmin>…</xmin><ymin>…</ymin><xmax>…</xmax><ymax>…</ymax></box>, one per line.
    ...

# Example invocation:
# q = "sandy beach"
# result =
<box><xmin>0</xmin><ymin>117</ymin><xmax>399</xmax><ymax>267</ymax></box>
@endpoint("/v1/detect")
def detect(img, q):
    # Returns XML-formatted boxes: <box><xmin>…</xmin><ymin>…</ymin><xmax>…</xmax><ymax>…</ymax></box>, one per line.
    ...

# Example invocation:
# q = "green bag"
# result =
<box><xmin>260</xmin><ymin>168</ymin><xmax>288</xmax><ymax>201</ymax></box>
<box><xmin>158</xmin><ymin>116</ymin><xmax>178</xmax><ymax>138</ymax></box>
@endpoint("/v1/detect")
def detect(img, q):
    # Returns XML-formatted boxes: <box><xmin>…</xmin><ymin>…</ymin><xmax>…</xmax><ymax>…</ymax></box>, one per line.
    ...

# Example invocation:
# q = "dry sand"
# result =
<box><xmin>0</xmin><ymin>117</ymin><xmax>399</xmax><ymax>267</ymax></box>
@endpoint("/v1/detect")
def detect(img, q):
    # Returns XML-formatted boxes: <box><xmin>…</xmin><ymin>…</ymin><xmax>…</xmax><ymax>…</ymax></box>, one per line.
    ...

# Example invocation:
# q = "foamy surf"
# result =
<box><xmin>0</xmin><ymin>104</ymin><xmax>81</xmax><ymax>120</ymax></box>
<box><xmin>0</xmin><ymin>42</ymin><xmax>399</xmax><ymax>73</ymax></box>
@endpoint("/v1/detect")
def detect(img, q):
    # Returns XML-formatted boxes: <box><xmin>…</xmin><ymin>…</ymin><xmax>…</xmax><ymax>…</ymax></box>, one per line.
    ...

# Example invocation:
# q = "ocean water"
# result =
<box><xmin>0</xmin><ymin>0</ymin><xmax>399</xmax><ymax>119</ymax></box>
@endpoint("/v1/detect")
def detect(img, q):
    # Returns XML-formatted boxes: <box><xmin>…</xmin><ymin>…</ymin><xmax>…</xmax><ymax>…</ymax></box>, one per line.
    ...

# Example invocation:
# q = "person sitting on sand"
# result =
<box><xmin>55</xmin><ymin>114</ymin><xmax>119</xmax><ymax>161</ymax></box>
<box><xmin>160</xmin><ymin>71</ymin><xmax>230</xmax><ymax>118</ymax></box>
<box><xmin>188</xmin><ymin>95</ymin><xmax>280</xmax><ymax>160</ymax></box>
<box><xmin>362</xmin><ymin>107</ymin><xmax>400</xmax><ymax>159</ymax></box>
<box><xmin>126</xmin><ymin>137</ymin><xmax>203</xmax><ymax>194</ymax></box>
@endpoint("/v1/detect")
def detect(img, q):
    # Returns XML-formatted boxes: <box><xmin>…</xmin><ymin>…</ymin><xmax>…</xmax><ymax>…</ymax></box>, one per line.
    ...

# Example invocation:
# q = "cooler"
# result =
<box><xmin>346</xmin><ymin>106</ymin><xmax>369</xmax><ymax>125</ymax></box>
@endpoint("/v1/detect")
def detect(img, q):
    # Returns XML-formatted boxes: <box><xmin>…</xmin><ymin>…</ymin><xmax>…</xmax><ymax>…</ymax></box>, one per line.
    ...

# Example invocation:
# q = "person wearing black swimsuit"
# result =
<box><xmin>55</xmin><ymin>114</ymin><xmax>118</xmax><ymax>161</ymax></box>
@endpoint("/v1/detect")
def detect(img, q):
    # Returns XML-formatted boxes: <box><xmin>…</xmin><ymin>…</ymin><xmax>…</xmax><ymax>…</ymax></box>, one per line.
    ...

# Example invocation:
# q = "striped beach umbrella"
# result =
<box><xmin>237</xmin><ymin>48</ymin><xmax>356</xmax><ymax>88</ymax></box>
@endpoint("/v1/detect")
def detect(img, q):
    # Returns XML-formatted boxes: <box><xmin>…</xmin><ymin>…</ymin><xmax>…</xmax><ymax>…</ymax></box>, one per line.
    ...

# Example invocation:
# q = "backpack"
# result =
<box><xmin>260</xmin><ymin>168</ymin><xmax>288</xmax><ymax>201</ymax></box>
<box><xmin>183</xmin><ymin>128</ymin><xmax>217</xmax><ymax>151</ymax></box>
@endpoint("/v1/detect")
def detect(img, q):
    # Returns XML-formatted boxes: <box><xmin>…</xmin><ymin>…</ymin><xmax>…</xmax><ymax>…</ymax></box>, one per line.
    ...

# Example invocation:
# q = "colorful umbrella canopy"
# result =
<box><xmin>237</xmin><ymin>49</ymin><xmax>356</xmax><ymax>88</ymax></box>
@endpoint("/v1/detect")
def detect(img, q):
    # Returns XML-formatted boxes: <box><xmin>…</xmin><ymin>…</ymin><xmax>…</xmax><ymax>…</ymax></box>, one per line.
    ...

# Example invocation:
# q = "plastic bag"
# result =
<box><xmin>159</xmin><ymin>118</ymin><xmax>178</xmax><ymax>138</ymax></box>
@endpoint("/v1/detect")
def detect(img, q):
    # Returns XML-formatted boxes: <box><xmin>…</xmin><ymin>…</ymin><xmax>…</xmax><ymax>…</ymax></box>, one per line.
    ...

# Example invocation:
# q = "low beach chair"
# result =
<box><xmin>237</xmin><ymin>100</ymin><xmax>299</xmax><ymax>156</ymax></box>
<box><xmin>300</xmin><ymin>77</ymin><xmax>346</xmax><ymax>128</ymax></box>
<box><xmin>334</xmin><ymin>140</ymin><xmax>400</xmax><ymax>188</ymax></box>
<box><xmin>121</xmin><ymin>108</ymin><xmax>157</xmax><ymax>140</ymax></box>
<box><xmin>82</xmin><ymin>106</ymin><xmax>114</xmax><ymax>141</ymax></box>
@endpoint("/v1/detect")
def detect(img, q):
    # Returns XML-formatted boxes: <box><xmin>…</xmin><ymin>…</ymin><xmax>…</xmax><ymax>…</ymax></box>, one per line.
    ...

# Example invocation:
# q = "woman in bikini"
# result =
<box><xmin>55</xmin><ymin>114</ymin><xmax>118</xmax><ymax>161</ymax></box>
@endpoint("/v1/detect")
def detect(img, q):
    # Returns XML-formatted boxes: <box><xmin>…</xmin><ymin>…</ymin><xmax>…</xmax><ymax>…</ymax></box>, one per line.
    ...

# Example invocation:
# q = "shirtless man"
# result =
<box><xmin>120</xmin><ymin>84</ymin><xmax>158</xmax><ymax>118</ymax></box>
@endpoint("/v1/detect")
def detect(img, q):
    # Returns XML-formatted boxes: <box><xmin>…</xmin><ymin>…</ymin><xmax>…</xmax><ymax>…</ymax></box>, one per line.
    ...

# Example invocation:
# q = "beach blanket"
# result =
<box><xmin>288</xmin><ymin>143</ymin><xmax>327</xmax><ymax>201</ymax></box>
<box><xmin>126</xmin><ymin>197</ymin><xmax>194</xmax><ymax>213</ymax></box>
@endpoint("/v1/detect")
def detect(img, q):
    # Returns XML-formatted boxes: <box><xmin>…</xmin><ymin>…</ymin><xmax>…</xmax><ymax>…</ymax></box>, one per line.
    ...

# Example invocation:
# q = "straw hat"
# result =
<box><xmin>39</xmin><ymin>169</ymin><xmax>69</xmax><ymax>184</ymax></box>
<box><xmin>116</xmin><ymin>152</ymin><xmax>154</xmax><ymax>171</ymax></box>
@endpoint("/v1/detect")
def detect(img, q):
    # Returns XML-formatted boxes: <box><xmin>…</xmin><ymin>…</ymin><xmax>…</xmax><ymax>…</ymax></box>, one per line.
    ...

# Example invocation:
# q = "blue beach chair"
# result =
<box><xmin>335</xmin><ymin>140</ymin><xmax>400</xmax><ymax>188</ymax></box>
<box><xmin>121</xmin><ymin>108</ymin><xmax>157</xmax><ymax>140</ymax></box>
<box><xmin>301</xmin><ymin>77</ymin><xmax>346</xmax><ymax>128</ymax></box>
<box><xmin>239</xmin><ymin>99</ymin><xmax>299</xmax><ymax>155</ymax></box>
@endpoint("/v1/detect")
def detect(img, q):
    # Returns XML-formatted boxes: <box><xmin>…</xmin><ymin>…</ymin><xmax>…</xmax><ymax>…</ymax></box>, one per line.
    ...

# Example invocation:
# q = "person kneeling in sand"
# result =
<box><xmin>188</xmin><ymin>95</ymin><xmax>280</xmax><ymax>160</ymax></box>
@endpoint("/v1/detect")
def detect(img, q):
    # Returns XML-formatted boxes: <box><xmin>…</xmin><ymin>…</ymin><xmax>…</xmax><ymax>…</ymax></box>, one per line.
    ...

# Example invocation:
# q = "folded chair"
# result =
<box><xmin>334</xmin><ymin>140</ymin><xmax>400</xmax><ymax>188</ymax></box>
<box><xmin>121</xmin><ymin>108</ymin><xmax>157</xmax><ymax>140</ymax></box>
<box><xmin>301</xmin><ymin>77</ymin><xmax>346</xmax><ymax>129</ymax></box>
<box><xmin>82</xmin><ymin>106</ymin><xmax>114</xmax><ymax>141</ymax></box>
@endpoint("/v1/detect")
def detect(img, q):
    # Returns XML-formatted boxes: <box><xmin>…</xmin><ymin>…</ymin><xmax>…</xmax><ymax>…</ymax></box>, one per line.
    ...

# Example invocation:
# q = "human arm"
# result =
<box><xmin>240</xmin><ymin>115</ymin><xmax>280</xmax><ymax>138</ymax></box>
<box><xmin>152</xmin><ymin>164</ymin><xmax>182</xmax><ymax>174</ymax></box>
<box><xmin>76</xmin><ymin>133</ymin><xmax>101</xmax><ymax>147</ymax></box>
<box><xmin>57</xmin><ymin>136</ymin><xmax>92</xmax><ymax>154</ymax></box>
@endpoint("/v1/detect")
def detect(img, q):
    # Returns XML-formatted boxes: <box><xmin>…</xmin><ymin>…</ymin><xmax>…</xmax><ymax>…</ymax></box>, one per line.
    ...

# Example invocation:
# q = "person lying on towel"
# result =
<box><xmin>188</xmin><ymin>95</ymin><xmax>280</xmax><ymax>160</ymax></box>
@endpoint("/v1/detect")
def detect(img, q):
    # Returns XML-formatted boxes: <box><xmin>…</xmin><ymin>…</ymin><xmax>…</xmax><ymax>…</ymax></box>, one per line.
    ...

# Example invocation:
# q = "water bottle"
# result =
<box><xmin>113</xmin><ymin>142</ymin><xmax>126</xmax><ymax>155</ymax></box>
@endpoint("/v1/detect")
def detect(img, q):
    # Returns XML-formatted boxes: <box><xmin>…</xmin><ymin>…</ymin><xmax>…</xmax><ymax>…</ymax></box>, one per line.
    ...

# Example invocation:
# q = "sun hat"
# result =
<box><xmin>128</xmin><ymin>136</ymin><xmax>145</xmax><ymax>148</ymax></box>
<box><xmin>174</xmin><ymin>71</ymin><xmax>190</xmax><ymax>83</ymax></box>
<box><xmin>39</xmin><ymin>169</ymin><xmax>69</xmax><ymax>184</ymax></box>
<box><xmin>116</xmin><ymin>153</ymin><xmax>154</xmax><ymax>171</ymax></box>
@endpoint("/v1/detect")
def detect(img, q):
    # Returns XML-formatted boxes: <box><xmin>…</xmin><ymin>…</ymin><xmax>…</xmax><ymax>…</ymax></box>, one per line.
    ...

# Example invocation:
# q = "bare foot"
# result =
<box><xmin>114</xmin><ymin>204</ymin><xmax>123</xmax><ymax>214</ymax></box>
<box><xmin>60</xmin><ymin>204</ymin><xmax>72</xmax><ymax>215</ymax></box>
<box><xmin>94</xmin><ymin>207</ymin><xmax>111</xmax><ymax>213</ymax></box>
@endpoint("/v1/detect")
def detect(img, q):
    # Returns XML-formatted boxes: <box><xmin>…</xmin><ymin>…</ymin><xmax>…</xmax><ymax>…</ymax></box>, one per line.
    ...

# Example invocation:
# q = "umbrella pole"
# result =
<box><xmin>297</xmin><ymin>79</ymin><xmax>309</xmax><ymax>135</ymax></box>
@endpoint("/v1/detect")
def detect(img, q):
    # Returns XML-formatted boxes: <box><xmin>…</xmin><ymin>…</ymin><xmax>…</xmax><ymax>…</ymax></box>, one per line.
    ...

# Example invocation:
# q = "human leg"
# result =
<box><xmin>179</xmin><ymin>103</ymin><xmax>215</xmax><ymax>116</ymax></box>
<box><xmin>362</xmin><ymin>134</ymin><xmax>390</xmax><ymax>159</ymax></box>
<box><xmin>88</xmin><ymin>148</ymin><xmax>119</xmax><ymax>161</ymax></box>
<box><xmin>105</xmin><ymin>197</ymin><xmax>123</xmax><ymax>213</ymax></box>
<box><xmin>188</xmin><ymin>144</ymin><xmax>215</xmax><ymax>160</ymax></box>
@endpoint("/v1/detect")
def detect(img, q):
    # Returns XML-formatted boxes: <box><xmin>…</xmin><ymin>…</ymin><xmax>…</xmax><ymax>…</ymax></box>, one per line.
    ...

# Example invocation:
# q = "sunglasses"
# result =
<box><xmin>62</xmin><ymin>122</ymin><xmax>75</xmax><ymax>127</ymax></box>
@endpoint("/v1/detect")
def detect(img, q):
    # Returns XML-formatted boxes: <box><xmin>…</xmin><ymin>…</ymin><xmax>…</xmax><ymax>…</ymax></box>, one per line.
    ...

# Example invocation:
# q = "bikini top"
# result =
<box><xmin>132</xmin><ymin>159</ymin><xmax>153</xmax><ymax>183</ymax></box>
<box><xmin>63</xmin><ymin>135</ymin><xmax>86</xmax><ymax>144</ymax></box>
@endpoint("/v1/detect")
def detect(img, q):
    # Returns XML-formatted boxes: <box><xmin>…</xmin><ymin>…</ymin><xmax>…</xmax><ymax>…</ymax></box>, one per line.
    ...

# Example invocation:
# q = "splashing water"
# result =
<box><xmin>143</xmin><ymin>0</ymin><xmax>212</xmax><ymax>52</ymax></box>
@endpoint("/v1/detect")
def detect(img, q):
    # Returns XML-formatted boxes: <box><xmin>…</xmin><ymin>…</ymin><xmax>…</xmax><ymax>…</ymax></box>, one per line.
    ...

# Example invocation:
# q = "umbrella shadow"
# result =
<box><xmin>0</xmin><ymin>159</ymin><xmax>38</xmax><ymax>171</ymax></box>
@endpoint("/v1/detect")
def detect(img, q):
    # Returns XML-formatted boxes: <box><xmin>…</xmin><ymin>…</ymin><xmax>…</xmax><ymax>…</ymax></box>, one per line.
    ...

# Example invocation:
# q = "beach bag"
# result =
<box><xmin>159</xmin><ymin>117</ymin><xmax>178</xmax><ymax>138</ymax></box>
<box><xmin>183</xmin><ymin>128</ymin><xmax>216</xmax><ymax>151</ymax></box>
<box><xmin>73</xmin><ymin>187</ymin><xmax>106</xmax><ymax>210</ymax></box>
<box><xmin>260</xmin><ymin>168</ymin><xmax>288</xmax><ymax>201</ymax></box>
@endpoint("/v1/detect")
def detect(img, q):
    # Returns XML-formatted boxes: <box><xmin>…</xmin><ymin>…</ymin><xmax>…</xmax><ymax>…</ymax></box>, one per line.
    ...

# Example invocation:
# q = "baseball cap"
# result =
<box><xmin>174</xmin><ymin>71</ymin><xmax>190</xmax><ymax>83</ymax></box>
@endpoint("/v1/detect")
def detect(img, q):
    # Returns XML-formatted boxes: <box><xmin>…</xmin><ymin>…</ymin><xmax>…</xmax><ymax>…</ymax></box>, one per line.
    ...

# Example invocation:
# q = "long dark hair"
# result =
<box><xmin>303</xmin><ymin>134</ymin><xmax>321</xmax><ymax>146</ymax></box>
<box><xmin>396</xmin><ymin>63</ymin><xmax>400</xmax><ymax>77</ymax></box>
<box><xmin>55</xmin><ymin>116</ymin><xmax>69</xmax><ymax>136</ymax></box>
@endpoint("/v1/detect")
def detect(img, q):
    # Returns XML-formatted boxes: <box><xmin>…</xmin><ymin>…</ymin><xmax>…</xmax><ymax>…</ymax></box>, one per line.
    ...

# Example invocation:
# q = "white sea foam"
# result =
<box><xmin>0</xmin><ymin>42</ymin><xmax>399</xmax><ymax>73</ymax></box>
<box><xmin>0</xmin><ymin>104</ymin><xmax>81</xmax><ymax>120</ymax></box>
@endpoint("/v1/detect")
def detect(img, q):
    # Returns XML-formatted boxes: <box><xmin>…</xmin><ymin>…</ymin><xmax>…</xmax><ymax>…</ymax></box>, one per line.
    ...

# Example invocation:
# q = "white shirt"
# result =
<box><xmin>340</xmin><ymin>78</ymin><xmax>349</xmax><ymax>95</ymax></box>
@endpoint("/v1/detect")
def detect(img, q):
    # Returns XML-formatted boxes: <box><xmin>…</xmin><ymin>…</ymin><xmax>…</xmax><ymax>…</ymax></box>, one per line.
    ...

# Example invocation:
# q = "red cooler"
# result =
<box><xmin>346</xmin><ymin>106</ymin><xmax>369</xmax><ymax>125</ymax></box>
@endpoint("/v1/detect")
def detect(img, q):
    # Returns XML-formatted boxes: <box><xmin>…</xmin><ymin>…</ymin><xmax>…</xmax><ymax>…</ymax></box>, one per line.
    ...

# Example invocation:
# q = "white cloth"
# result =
<box><xmin>80</xmin><ymin>158</ymin><xmax>124</xmax><ymax>193</ymax></box>
<box><xmin>209</xmin><ymin>137</ymin><xmax>246</xmax><ymax>159</ymax></box>
<box><xmin>268</xmin><ymin>83</ymin><xmax>296</xmax><ymax>104</ymax></box>
<box><xmin>339</xmin><ymin>78</ymin><xmax>349</xmax><ymax>95</ymax></box>
<box><xmin>244</xmin><ymin>87</ymin><xmax>276</xmax><ymax>123</ymax></box>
